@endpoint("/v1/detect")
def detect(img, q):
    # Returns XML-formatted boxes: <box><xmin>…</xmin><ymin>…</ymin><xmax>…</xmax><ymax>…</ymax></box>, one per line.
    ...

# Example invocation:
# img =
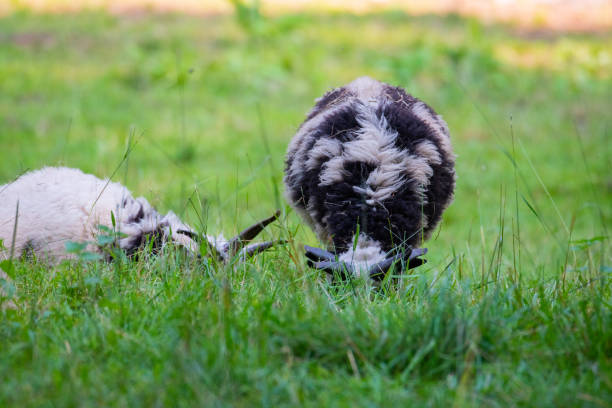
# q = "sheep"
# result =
<box><xmin>0</xmin><ymin>167</ymin><xmax>280</xmax><ymax>264</ymax></box>
<box><xmin>284</xmin><ymin>76</ymin><xmax>456</xmax><ymax>280</ymax></box>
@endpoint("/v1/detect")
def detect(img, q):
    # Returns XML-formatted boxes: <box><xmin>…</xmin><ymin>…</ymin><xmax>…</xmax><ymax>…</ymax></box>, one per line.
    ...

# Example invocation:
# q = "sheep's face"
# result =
<box><xmin>112</xmin><ymin>197</ymin><xmax>199</xmax><ymax>258</ymax></box>
<box><xmin>115</xmin><ymin>201</ymin><xmax>282</xmax><ymax>262</ymax></box>
<box><xmin>285</xmin><ymin>77</ymin><xmax>455</xmax><ymax>279</ymax></box>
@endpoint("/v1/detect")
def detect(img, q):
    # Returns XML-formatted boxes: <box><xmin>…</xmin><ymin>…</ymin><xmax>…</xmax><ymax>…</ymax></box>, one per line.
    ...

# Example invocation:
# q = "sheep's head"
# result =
<box><xmin>114</xmin><ymin>195</ymin><xmax>282</xmax><ymax>263</ymax></box>
<box><xmin>284</xmin><ymin>77</ymin><xmax>456</xmax><ymax>280</ymax></box>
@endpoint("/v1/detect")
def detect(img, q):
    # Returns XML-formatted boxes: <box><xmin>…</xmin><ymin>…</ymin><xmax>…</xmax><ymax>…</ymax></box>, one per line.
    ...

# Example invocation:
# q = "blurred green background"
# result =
<box><xmin>1</xmin><ymin>7</ymin><xmax>609</xmax><ymax>272</ymax></box>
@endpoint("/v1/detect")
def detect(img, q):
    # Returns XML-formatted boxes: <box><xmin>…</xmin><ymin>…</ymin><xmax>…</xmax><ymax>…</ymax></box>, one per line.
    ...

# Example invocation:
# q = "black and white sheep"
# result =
<box><xmin>284</xmin><ymin>77</ymin><xmax>456</xmax><ymax>279</ymax></box>
<box><xmin>0</xmin><ymin>167</ymin><xmax>280</xmax><ymax>264</ymax></box>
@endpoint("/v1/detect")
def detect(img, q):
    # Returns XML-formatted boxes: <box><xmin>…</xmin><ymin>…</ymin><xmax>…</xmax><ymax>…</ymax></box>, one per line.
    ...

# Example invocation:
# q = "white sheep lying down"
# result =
<box><xmin>0</xmin><ymin>167</ymin><xmax>280</xmax><ymax>264</ymax></box>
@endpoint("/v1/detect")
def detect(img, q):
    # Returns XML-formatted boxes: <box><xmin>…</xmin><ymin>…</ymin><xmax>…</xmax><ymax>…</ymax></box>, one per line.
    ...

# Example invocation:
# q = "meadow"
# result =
<box><xmin>0</xmin><ymin>8</ymin><xmax>610</xmax><ymax>407</ymax></box>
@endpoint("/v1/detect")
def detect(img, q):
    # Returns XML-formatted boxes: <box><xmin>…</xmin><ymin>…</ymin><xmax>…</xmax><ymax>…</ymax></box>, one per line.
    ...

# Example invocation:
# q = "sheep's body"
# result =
<box><xmin>0</xmin><ymin>167</ymin><xmax>199</xmax><ymax>262</ymax></box>
<box><xmin>284</xmin><ymin>77</ymin><xmax>456</xmax><ymax>277</ymax></box>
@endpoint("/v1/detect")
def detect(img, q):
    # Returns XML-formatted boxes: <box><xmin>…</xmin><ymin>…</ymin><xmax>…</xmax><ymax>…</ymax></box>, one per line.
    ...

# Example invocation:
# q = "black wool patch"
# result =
<box><xmin>122</xmin><ymin>226</ymin><xmax>166</xmax><ymax>258</ymax></box>
<box><xmin>314</xmin><ymin>105</ymin><xmax>361</xmax><ymax>143</ymax></box>
<box><xmin>303</xmin><ymin>86</ymin><xmax>350</xmax><ymax>122</ymax></box>
<box><xmin>422</xmin><ymin>161</ymin><xmax>455</xmax><ymax>238</ymax></box>
<box><xmin>127</xmin><ymin>202</ymin><xmax>145</xmax><ymax>223</ymax></box>
<box><xmin>377</xmin><ymin>87</ymin><xmax>455</xmax><ymax>239</ymax></box>
<box><xmin>382</xmin><ymin>85</ymin><xmax>418</xmax><ymax>107</ymax></box>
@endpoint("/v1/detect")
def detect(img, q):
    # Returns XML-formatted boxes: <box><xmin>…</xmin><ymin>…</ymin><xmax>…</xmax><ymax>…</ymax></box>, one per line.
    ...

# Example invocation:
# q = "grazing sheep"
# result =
<box><xmin>0</xmin><ymin>167</ymin><xmax>280</xmax><ymax>264</ymax></box>
<box><xmin>284</xmin><ymin>77</ymin><xmax>456</xmax><ymax>280</ymax></box>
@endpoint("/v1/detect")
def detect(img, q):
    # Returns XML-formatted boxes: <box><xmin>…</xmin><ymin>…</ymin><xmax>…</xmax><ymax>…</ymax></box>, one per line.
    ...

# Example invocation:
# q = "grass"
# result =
<box><xmin>0</xmin><ymin>9</ymin><xmax>610</xmax><ymax>407</ymax></box>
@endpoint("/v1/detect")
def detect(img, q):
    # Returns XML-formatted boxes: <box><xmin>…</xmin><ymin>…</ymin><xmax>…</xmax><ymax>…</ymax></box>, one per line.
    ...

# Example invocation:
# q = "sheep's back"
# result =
<box><xmin>0</xmin><ymin>167</ymin><xmax>131</xmax><ymax>260</ymax></box>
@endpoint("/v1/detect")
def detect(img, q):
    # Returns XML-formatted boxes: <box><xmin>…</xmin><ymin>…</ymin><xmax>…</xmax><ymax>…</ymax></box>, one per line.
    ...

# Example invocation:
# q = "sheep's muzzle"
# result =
<box><xmin>304</xmin><ymin>245</ymin><xmax>427</xmax><ymax>281</ymax></box>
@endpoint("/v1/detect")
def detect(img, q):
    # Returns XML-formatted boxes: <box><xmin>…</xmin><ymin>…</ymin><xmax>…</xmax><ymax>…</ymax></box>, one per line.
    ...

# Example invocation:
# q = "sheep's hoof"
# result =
<box><xmin>304</xmin><ymin>245</ymin><xmax>427</xmax><ymax>281</ymax></box>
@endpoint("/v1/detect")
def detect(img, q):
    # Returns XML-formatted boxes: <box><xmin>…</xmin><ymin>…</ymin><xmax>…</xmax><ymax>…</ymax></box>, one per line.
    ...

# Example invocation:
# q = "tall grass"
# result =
<box><xmin>1</xmin><ymin>207</ymin><xmax>608</xmax><ymax>406</ymax></box>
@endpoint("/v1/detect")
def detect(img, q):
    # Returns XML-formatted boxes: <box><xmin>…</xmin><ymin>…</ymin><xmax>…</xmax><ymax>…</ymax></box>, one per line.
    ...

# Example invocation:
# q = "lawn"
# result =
<box><xmin>0</xmin><ymin>8</ymin><xmax>610</xmax><ymax>407</ymax></box>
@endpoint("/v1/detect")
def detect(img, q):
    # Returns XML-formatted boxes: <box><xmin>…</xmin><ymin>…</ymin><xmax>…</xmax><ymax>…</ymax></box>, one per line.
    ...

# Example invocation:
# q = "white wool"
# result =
<box><xmin>285</xmin><ymin>77</ymin><xmax>381</xmax><ymax>193</ymax></box>
<box><xmin>346</xmin><ymin>76</ymin><xmax>385</xmax><ymax>106</ymax></box>
<box><xmin>305</xmin><ymin>137</ymin><xmax>343</xmax><ymax>171</ymax></box>
<box><xmin>411</xmin><ymin>102</ymin><xmax>454</xmax><ymax>160</ymax></box>
<box><xmin>338</xmin><ymin>234</ymin><xmax>387</xmax><ymax>278</ymax></box>
<box><xmin>319</xmin><ymin>156</ymin><xmax>350</xmax><ymax>185</ymax></box>
<box><xmin>414</xmin><ymin>140</ymin><xmax>443</xmax><ymax>165</ymax></box>
<box><xmin>319</xmin><ymin>103</ymin><xmax>434</xmax><ymax>203</ymax></box>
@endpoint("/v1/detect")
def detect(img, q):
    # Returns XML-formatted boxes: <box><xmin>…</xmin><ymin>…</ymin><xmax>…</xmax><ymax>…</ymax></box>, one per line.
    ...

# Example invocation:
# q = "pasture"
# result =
<box><xmin>0</xmin><ymin>8</ymin><xmax>610</xmax><ymax>407</ymax></box>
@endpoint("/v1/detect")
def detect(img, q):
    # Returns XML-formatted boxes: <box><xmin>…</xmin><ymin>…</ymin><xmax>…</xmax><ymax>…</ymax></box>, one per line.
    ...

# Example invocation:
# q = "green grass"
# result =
<box><xmin>0</xmin><ymin>10</ymin><xmax>610</xmax><ymax>407</ymax></box>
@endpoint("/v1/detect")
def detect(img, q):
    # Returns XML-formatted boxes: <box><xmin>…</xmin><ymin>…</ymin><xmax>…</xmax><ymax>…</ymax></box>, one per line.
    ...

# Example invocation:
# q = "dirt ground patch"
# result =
<box><xmin>2</xmin><ymin>0</ymin><xmax>611</xmax><ymax>33</ymax></box>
